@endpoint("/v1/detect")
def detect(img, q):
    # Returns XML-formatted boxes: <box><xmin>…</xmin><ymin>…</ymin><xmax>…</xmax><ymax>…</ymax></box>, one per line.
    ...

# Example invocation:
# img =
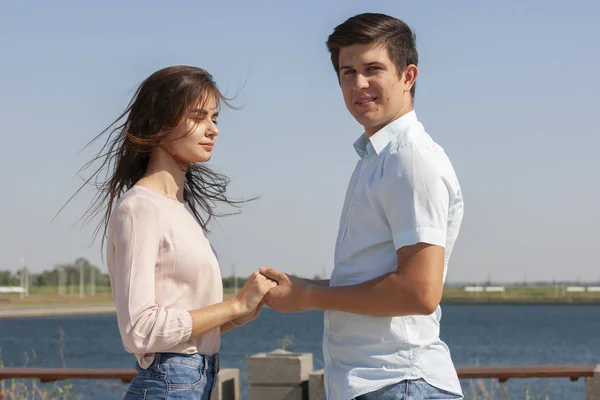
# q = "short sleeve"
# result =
<box><xmin>379</xmin><ymin>143</ymin><xmax>450</xmax><ymax>250</ymax></box>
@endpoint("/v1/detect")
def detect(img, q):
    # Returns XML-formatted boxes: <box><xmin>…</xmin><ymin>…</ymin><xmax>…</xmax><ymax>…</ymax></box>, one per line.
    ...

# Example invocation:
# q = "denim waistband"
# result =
<box><xmin>150</xmin><ymin>352</ymin><xmax>219</xmax><ymax>373</ymax></box>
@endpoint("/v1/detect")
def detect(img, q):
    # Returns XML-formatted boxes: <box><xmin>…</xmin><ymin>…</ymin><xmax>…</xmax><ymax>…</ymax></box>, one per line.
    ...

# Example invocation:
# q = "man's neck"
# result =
<box><xmin>365</xmin><ymin>106</ymin><xmax>415</xmax><ymax>137</ymax></box>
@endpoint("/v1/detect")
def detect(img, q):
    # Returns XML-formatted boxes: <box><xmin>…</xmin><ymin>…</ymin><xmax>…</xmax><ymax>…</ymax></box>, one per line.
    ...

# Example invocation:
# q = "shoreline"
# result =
<box><xmin>2</xmin><ymin>299</ymin><xmax>600</xmax><ymax>319</ymax></box>
<box><xmin>0</xmin><ymin>305</ymin><xmax>116</xmax><ymax>319</ymax></box>
<box><xmin>441</xmin><ymin>299</ymin><xmax>600</xmax><ymax>306</ymax></box>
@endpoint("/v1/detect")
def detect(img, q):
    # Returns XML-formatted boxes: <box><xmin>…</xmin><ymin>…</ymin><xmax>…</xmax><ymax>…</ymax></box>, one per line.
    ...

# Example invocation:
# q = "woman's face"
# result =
<box><xmin>166</xmin><ymin>95</ymin><xmax>220</xmax><ymax>164</ymax></box>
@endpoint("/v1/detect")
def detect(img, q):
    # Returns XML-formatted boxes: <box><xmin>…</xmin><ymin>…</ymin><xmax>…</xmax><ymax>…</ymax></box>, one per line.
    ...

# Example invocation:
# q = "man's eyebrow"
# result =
<box><xmin>339</xmin><ymin>61</ymin><xmax>384</xmax><ymax>71</ymax></box>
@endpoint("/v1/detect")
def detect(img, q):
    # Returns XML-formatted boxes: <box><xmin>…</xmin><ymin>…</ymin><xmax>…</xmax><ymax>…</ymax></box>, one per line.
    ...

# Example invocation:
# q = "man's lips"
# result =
<box><xmin>355</xmin><ymin>96</ymin><xmax>378</xmax><ymax>106</ymax></box>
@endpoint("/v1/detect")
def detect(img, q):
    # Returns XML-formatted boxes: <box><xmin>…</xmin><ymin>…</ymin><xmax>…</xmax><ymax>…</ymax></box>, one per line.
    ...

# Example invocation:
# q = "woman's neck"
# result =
<box><xmin>137</xmin><ymin>149</ymin><xmax>187</xmax><ymax>203</ymax></box>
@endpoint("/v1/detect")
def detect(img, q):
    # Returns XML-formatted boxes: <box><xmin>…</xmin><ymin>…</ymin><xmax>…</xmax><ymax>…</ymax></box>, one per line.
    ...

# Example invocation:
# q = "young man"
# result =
<box><xmin>261</xmin><ymin>13</ymin><xmax>464</xmax><ymax>400</ymax></box>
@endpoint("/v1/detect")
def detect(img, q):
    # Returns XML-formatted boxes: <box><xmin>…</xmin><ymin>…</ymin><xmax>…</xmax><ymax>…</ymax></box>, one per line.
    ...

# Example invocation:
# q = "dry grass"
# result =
<box><xmin>465</xmin><ymin>378</ymin><xmax>552</xmax><ymax>400</ymax></box>
<box><xmin>1</xmin><ymin>291</ymin><xmax>236</xmax><ymax>311</ymax></box>
<box><xmin>0</xmin><ymin>294</ymin><xmax>114</xmax><ymax>309</ymax></box>
<box><xmin>442</xmin><ymin>286</ymin><xmax>600</xmax><ymax>303</ymax></box>
<box><xmin>0</xmin><ymin>329</ymin><xmax>77</xmax><ymax>400</ymax></box>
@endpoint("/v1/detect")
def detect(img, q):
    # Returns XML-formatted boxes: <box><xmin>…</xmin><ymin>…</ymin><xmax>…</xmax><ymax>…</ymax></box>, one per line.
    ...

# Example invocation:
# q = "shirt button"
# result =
<box><xmin>365</xmin><ymin>161</ymin><xmax>370</xmax><ymax>167</ymax></box>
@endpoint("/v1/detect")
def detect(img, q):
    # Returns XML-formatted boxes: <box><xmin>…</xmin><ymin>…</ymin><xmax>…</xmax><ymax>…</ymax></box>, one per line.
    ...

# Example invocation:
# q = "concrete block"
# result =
<box><xmin>586</xmin><ymin>366</ymin><xmax>600</xmax><ymax>400</ymax></box>
<box><xmin>308</xmin><ymin>369</ymin><xmax>325</xmax><ymax>400</ymax></box>
<box><xmin>248</xmin><ymin>382</ymin><xmax>308</xmax><ymax>400</ymax></box>
<box><xmin>248</xmin><ymin>349</ymin><xmax>313</xmax><ymax>385</ymax></box>
<box><xmin>211</xmin><ymin>368</ymin><xmax>240</xmax><ymax>400</ymax></box>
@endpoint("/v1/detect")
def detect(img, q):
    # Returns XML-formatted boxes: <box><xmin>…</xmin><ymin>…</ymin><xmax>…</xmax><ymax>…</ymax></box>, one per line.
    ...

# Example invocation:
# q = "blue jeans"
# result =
<box><xmin>123</xmin><ymin>353</ymin><xmax>220</xmax><ymax>400</ymax></box>
<box><xmin>355</xmin><ymin>378</ymin><xmax>463</xmax><ymax>400</ymax></box>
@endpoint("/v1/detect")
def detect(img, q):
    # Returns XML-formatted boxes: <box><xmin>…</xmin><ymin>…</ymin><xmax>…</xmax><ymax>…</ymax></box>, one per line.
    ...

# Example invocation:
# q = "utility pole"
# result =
<box><xmin>233</xmin><ymin>264</ymin><xmax>238</xmax><ymax>293</ymax></box>
<box><xmin>24</xmin><ymin>266</ymin><xmax>29</xmax><ymax>297</ymax></box>
<box><xmin>19</xmin><ymin>257</ymin><xmax>28</xmax><ymax>299</ymax></box>
<box><xmin>79</xmin><ymin>260</ymin><xmax>84</xmax><ymax>298</ymax></box>
<box><xmin>58</xmin><ymin>266</ymin><xmax>66</xmax><ymax>295</ymax></box>
<box><xmin>90</xmin><ymin>268</ymin><xmax>96</xmax><ymax>296</ymax></box>
<box><xmin>19</xmin><ymin>267</ymin><xmax>24</xmax><ymax>299</ymax></box>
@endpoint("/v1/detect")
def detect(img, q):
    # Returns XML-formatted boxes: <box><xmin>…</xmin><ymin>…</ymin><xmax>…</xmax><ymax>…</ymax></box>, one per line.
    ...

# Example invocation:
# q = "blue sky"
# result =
<box><xmin>1</xmin><ymin>0</ymin><xmax>598</xmax><ymax>283</ymax></box>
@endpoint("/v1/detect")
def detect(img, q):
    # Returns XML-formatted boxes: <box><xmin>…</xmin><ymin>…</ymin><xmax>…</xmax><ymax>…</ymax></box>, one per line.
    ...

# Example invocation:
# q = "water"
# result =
<box><xmin>1</xmin><ymin>304</ymin><xmax>599</xmax><ymax>399</ymax></box>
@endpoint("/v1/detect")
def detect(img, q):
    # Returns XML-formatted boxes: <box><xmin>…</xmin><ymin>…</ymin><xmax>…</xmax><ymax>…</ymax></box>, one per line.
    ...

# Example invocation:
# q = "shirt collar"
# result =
<box><xmin>353</xmin><ymin>110</ymin><xmax>419</xmax><ymax>159</ymax></box>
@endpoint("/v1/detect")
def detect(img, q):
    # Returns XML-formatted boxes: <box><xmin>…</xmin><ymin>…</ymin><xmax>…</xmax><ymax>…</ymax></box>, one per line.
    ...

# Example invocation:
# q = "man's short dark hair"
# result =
<box><xmin>326</xmin><ymin>13</ymin><xmax>418</xmax><ymax>98</ymax></box>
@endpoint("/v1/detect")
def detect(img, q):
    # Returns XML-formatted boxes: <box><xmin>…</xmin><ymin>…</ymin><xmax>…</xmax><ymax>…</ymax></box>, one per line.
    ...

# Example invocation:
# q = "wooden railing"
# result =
<box><xmin>0</xmin><ymin>367</ymin><xmax>136</xmax><ymax>383</ymax></box>
<box><xmin>1</xmin><ymin>365</ymin><xmax>599</xmax><ymax>399</ymax></box>
<box><xmin>0</xmin><ymin>367</ymin><xmax>240</xmax><ymax>400</ymax></box>
<box><xmin>456</xmin><ymin>364</ymin><xmax>599</xmax><ymax>383</ymax></box>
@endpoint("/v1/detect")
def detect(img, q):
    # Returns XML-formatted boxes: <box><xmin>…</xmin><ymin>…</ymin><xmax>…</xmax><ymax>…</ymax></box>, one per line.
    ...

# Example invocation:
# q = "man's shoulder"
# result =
<box><xmin>382</xmin><ymin>140</ymin><xmax>442</xmax><ymax>173</ymax></box>
<box><xmin>381</xmin><ymin>131</ymin><xmax>460</xmax><ymax>192</ymax></box>
<box><xmin>386</xmin><ymin>119</ymin><xmax>441</xmax><ymax>153</ymax></box>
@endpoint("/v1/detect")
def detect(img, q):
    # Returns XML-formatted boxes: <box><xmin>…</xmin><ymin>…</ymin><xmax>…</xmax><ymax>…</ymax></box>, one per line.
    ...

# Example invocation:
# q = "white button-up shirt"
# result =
<box><xmin>323</xmin><ymin>111</ymin><xmax>464</xmax><ymax>399</ymax></box>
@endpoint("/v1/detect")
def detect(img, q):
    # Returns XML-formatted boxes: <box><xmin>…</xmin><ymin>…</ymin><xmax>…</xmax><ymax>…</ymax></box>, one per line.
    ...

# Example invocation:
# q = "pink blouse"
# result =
<box><xmin>106</xmin><ymin>185</ymin><xmax>223</xmax><ymax>368</ymax></box>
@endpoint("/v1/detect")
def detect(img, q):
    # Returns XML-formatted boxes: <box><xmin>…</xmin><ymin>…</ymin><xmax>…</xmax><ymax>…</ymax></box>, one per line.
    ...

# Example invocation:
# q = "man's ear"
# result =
<box><xmin>402</xmin><ymin>64</ymin><xmax>418</xmax><ymax>93</ymax></box>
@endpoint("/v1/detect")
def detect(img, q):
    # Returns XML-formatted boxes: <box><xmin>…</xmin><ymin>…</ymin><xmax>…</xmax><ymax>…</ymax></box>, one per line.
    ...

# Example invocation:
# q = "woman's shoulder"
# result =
<box><xmin>112</xmin><ymin>186</ymin><xmax>162</xmax><ymax>219</ymax></box>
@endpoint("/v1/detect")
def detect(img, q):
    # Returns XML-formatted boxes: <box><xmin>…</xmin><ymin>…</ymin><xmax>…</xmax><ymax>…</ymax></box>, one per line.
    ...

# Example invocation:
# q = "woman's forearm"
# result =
<box><xmin>188</xmin><ymin>298</ymin><xmax>243</xmax><ymax>337</ymax></box>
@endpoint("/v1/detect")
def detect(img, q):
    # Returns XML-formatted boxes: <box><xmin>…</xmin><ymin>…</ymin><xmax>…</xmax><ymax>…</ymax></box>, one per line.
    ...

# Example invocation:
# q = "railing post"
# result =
<box><xmin>211</xmin><ymin>368</ymin><xmax>240</xmax><ymax>400</ymax></box>
<box><xmin>585</xmin><ymin>365</ymin><xmax>600</xmax><ymax>400</ymax></box>
<box><xmin>247</xmin><ymin>349</ymin><xmax>313</xmax><ymax>400</ymax></box>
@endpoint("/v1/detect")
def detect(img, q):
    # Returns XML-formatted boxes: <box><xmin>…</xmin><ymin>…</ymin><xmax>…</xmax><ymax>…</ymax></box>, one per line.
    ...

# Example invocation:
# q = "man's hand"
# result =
<box><xmin>260</xmin><ymin>267</ymin><xmax>312</xmax><ymax>313</ymax></box>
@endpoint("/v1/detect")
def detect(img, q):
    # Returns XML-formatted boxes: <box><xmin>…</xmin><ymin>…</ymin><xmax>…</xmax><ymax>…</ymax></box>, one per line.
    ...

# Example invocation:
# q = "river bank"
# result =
<box><xmin>2</xmin><ymin>287</ymin><xmax>599</xmax><ymax>319</ymax></box>
<box><xmin>0</xmin><ymin>305</ymin><xmax>116</xmax><ymax>319</ymax></box>
<box><xmin>3</xmin><ymin>299</ymin><xmax>600</xmax><ymax>320</ymax></box>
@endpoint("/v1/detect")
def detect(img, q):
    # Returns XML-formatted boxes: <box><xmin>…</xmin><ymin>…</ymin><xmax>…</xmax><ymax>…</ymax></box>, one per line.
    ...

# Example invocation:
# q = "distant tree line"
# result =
<box><xmin>0</xmin><ymin>257</ymin><xmax>110</xmax><ymax>287</ymax></box>
<box><xmin>0</xmin><ymin>257</ymin><xmax>250</xmax><ymax>289</ymax></box>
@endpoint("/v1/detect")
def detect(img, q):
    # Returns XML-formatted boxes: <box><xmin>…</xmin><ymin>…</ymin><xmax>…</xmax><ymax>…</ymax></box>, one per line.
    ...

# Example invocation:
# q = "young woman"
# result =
<box><xmin>80</xmin><ymin>65</ymin><xmax>275</xmax><ymax>399</ymax></box>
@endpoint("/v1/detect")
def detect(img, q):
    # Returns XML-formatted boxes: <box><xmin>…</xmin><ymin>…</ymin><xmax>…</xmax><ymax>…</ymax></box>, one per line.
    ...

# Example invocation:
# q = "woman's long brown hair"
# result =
<box><xmin>61</xmin><ymin>65</ymin><xmax>245</xmax><ymax>251</ymax></box>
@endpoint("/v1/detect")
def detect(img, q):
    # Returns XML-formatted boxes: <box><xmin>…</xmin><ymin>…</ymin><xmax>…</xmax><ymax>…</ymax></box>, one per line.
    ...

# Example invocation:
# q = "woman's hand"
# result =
<box><xmin>233</xmin><ymin>271</ymin><xmax>277</xmax><ymax>316</ymax></box>
<box><xmin>231</xmin><ymin>302</ymin><xmax>264</xmax><ymax>326</ymax></box>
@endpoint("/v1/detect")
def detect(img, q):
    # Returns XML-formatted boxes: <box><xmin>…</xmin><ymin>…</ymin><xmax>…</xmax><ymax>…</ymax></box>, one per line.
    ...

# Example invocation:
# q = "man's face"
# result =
<box><xmin>338</xmin><ymin>42</ymin><xmax>416</xmax><ymax>136</ymax></box>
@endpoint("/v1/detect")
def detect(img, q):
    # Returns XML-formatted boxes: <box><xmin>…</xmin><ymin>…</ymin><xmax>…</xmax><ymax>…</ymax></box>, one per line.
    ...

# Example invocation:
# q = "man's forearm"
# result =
<box><xmin>307</xmin><ymin>273</ymin><xmax>439</xmax><ymax>317</ymax></box>
<box><xmin>302</xmin><ymin>278</ymin><xmax>330</xmax><ymax>287</ymax></box>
